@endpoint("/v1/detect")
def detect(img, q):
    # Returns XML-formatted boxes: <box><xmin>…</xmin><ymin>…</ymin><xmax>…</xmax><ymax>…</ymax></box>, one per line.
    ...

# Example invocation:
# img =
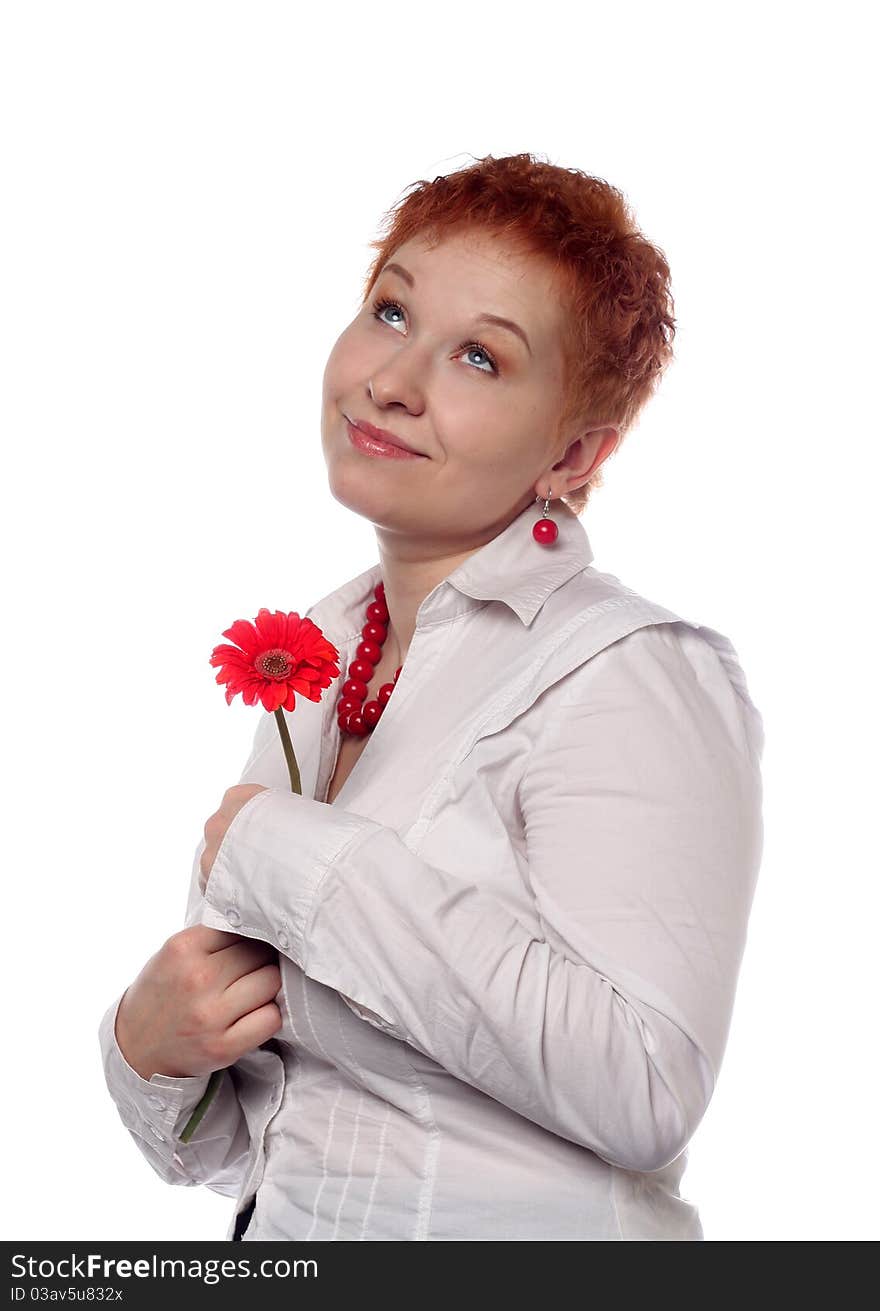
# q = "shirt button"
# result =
<box><xmin>277</xmin><ymin>930</ymin><xmax>289</xmax><ymax>950</ymax></box>
<box><xmin>147</xmin><ymin>1095</ymin><xmax>166</xmax><ymax>1110</ymax></box>
<box><xmin>148</xmin><ymin>1125</ymin><xmax>166</xmax><ymax>1142</ymax></box>
<box><xmin>225</xmin><ymin>906</ymin><xmax>242</xmax><ymax>927</ymax></box>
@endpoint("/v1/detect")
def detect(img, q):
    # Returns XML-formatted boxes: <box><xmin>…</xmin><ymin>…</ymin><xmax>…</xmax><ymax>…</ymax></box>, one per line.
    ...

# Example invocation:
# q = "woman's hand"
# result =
<box><xmin>114</xmin><ymin>925</ymin><xmax>283</xmax><ymax>1081</ymax></box>
<box><xmin>199</xmin><ymin>784</ymin><xmax>268</xmax><ymax>894</ymax></box>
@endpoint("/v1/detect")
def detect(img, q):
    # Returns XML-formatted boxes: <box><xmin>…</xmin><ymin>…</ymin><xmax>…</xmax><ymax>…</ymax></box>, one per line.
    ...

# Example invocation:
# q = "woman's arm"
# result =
<box><xmin>97</xmin><ymin>984</ymin><xmax>250</xmax><ymax>1197</ymax></box>
<box><xmin>97</xmin><ymin>782</ymin><xmax>273</xmax><ymax>1196</ymax></box>
<box><xmin>199</xmin><ymin>621</ymin><xmax>764</xmax><ymax>1174</ymax></box>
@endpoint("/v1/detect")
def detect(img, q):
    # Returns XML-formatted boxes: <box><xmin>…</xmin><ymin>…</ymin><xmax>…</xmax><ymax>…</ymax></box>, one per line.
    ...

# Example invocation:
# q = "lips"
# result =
<box><xmin>344</xmin><ymin>414</ymin><xmax>424</xmax><ymax>457</ymax></box>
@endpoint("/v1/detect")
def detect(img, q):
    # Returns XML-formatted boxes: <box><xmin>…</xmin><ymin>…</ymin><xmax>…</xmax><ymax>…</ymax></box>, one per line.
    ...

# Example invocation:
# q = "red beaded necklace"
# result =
<box><xmin>335</xmin><ymin>581</ymin><xmax>400</xmax><ymax>738</ymax></box>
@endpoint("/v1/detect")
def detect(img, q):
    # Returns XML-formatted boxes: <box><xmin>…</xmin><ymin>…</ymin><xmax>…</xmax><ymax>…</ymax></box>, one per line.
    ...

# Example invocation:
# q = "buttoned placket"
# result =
<box><xmin>227</xmin><ymin>1061</ymin><xmax>286</xmax><ymax>1238</ymax></box>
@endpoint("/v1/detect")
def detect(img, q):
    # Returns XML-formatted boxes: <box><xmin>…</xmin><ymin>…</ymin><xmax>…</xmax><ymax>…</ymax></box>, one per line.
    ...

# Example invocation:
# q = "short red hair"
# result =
<box><xmin>361</xmin><ymin>152</ymin><xmax>676</xmax><ymax>515</ymax></box>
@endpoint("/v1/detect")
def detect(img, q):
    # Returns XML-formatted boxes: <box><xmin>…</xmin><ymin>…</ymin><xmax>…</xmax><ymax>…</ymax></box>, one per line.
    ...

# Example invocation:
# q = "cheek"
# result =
<box><xmin>321</xmin><ymin>331</ymin><xmax>350</xmax><ymax>401</ymax></box>
<box><xmin>445</xmin><ymin>394</ymin><xmax>532</xmax><ymax>464</ymax></box>
<box><xmin>477</xmin><ymin>419</ymin><xmax>550</xmax><ymax>493</ymax></box>
<box><xmin>325</xmin><ymin>320</ymin><xmax>380</xmax><ymax>384</ymax></box>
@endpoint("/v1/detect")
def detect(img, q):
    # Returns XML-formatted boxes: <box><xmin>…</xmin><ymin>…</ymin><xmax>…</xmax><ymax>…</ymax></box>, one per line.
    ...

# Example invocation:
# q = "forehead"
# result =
<box><xmin>383</xmin><ymin>228</ymin><xmax>566</xmax><ymax>349</ymax></box>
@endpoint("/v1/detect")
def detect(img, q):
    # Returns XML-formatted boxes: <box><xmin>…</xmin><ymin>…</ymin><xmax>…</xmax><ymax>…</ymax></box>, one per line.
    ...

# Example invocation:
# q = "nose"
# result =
<box><xmin>367</xmin><ymin>356</ymin><xmax>426</xmax><ymax>415</ymax></box>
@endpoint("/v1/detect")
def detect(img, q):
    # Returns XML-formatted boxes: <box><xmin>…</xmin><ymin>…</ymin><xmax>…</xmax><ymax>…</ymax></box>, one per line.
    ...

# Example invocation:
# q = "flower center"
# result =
<box><xmin>255</xmin><ymin>648</ymin><xmax>294</xmax><ymax>680</ymax></box>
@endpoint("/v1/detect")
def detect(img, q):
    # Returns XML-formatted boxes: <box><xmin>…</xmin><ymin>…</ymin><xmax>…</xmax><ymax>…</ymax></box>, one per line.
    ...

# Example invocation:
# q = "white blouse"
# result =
<box><xmin>98</xmin><ymin>498</ymin><xmax>765</xmax><ymax>1241</ymax></box>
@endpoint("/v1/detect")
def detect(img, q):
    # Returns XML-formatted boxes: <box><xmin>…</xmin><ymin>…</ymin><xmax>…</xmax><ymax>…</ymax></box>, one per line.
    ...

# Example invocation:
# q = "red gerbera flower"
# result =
<box><xmin>209</xmin><ymin>608</ymin><xmax>341</xmax><ymax>713</ymax></box>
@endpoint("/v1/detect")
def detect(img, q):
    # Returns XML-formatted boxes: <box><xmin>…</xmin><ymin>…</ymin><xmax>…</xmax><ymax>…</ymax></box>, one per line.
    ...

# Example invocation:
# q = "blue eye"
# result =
<box><xmin>373</xmin><ymin>298</ymin><xmax>405</xmax><ymax>329</ymax></box>
<box><xmin>461</xmin><ymin>344</ymin><xmax>497</xmax><ymax>374</ymax></box>
<box><xmin>370</xmin><ymin>296</ymin><xmax>500</xmax><ymax>376</ymax></box>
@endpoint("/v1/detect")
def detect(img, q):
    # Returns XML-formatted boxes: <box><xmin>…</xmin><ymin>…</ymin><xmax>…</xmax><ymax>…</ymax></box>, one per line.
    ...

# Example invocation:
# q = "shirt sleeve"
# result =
<box><xmin>97</xmin><ymin>987</ymin><xmax>251</xmax><ymax>1195</ymax></box>
<box><xmin>199</xmin><ymin>621</ymin><xmax>764</xmax><ymax>1174</ymax></box>
<box><xmin>98</xmin><ymin>834</ymin><xmax>257</xmax><ymax>1197</ymax></box>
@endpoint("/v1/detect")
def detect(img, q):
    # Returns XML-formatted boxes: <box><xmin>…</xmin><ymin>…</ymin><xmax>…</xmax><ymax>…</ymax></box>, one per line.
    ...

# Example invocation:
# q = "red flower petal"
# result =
<box><xmin>254</xmin><ymin>608</ymin><xmax>287</xmax><ymax>648</ymax></box>
<box><xmin>220</xmin><ymin>619</ymin><xmax>261</xmax><ymax>656</ymax></box>
<box><xmin>209</xmin><ymin>642</ymin><xmax>253</xmax><ymax>667</ymax></box>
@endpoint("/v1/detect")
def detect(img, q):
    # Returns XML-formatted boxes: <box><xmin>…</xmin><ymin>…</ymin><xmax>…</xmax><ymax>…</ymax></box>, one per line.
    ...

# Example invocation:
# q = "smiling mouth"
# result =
<box><xmin>343</xmin><ymin>412</ymin><xmax>426</xmax><ymax>456</ymax></box>
<box><xmin>344</xmin><ymin>417</ymin><xmax>427</xmax><ymax>460</ymax></box>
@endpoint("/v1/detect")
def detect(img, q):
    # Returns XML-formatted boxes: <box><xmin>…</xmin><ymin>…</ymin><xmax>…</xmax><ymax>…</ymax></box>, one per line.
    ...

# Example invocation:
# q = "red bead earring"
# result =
<box><xmin>532</xmin><ymin>488</ymin><xmax>559</xmax><ymax>545</ymax></box>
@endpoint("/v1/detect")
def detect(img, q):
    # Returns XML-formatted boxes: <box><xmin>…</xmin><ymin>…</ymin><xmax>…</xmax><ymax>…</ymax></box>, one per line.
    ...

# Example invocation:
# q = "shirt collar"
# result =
<box><xmin>310</xmin><ymin>498</ymin><xmax>594</xmax><ymax>642</ymax></box>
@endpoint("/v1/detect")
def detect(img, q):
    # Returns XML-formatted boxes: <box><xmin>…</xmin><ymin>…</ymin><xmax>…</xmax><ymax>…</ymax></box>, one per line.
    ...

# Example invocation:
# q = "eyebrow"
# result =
<box><xmin>379</xmin><ymin>261</ymin><xmax>532</xmax><ymax>357</ymax></box>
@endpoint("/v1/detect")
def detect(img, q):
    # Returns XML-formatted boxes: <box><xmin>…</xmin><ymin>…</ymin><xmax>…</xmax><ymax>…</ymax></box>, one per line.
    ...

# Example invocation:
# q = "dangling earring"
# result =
<box><xmin>532</xmin><ymin>486</ymin><xmax>559</xmax><ymax>545</ymax></box>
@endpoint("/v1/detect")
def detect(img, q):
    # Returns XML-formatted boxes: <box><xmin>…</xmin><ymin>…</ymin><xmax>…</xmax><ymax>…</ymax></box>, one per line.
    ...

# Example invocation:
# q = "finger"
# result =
<box><xmin>191</xmin><ymin>926</ymin><xmax>254</xmax><ymax>953</ymax></box>
<box><xmin>214</xmin><ymin>938</ymin><xmax>280</xmax><ymax>988</ymax></box>
<box><xmin>222</xmin><ymin>1002</ymin><xmax>284</xmax><ymax>1059</ymax></box>
<box><xmin>222</xmin><ymin>970</ymin><xmax>284</xmax><ymax>1037</ymax></box>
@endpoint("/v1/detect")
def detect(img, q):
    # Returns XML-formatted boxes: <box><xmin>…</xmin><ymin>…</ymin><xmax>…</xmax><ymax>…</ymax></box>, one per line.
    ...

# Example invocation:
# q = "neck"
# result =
<box><xmin>373</xmin><ymin>496</ymin><xmax>534</xmax><ymax>664</ymax></box>
<box><xmin>376</xmin><ymin>543</ymin><xmax>474</xmax><ymax>667</ymax></box>
<box><xmin>372</xmin><ymin>534</ymin><xmax>482</xmax><ymax>665</ymax></box>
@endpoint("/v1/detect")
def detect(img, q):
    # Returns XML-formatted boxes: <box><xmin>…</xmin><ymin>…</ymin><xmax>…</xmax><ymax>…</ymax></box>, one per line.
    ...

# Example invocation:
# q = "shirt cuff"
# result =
<box><xmin>99</xmin><ymin>989</ymin><xmax>217</xmax><ymax>1169</ymax></box>
<box><xmin>199</xmin><ymin>785</ymin><xmax>369</xmax><ymax>968</ymax></box>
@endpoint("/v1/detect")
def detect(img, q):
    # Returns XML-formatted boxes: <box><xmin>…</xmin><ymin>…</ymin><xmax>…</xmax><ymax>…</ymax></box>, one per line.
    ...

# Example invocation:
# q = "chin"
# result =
<box><xmin>325</xmin><ymin>458</ymin><xmax>387</xmax><ymax>521</ymax></box>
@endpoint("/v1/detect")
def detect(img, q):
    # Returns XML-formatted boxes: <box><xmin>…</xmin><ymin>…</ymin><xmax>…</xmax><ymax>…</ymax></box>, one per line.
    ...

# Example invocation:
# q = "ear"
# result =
<box><xmin>549</xmin><ymin>425</ymin><xmax>620</xmax><ymax>494</ymax></box>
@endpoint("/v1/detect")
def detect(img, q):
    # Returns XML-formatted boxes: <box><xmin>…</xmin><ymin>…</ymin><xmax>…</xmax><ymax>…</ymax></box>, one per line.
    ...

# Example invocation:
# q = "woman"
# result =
<box><xmin>98</xmin><ymin>153</ymin><xmax>765</xmax><ymax>1241</ymax></box>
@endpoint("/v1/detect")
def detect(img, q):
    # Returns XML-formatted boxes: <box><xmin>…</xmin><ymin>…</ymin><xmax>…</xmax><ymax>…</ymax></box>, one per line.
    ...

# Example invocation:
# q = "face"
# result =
<box><xmin>321</xmin><ymin>227</ymin><xmax>605</xmax><ymax>550</ymax></box>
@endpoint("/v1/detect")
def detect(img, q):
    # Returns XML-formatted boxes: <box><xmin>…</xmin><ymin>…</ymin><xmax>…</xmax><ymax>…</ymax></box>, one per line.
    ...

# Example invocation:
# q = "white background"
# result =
<box><xmin>2</xmin><ymin>1</ymin><xmax>876</xmax><ymax>1242</ymax></box>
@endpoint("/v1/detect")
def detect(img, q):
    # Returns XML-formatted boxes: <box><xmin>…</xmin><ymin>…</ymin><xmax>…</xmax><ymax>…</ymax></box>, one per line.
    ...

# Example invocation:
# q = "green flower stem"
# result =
<box><xmin>273</xmin><ymin>707</ymin><xmax>302</xmax><ymax>794</ymax></box>
<box><xmin>181</xmin><ymin>706</ymin><xmax>300</xmax><ymax>1146</ymax></box>
<box><xmin>179</xmin><ymin>1068</ymin><xmax>225</xmax><ymax>1144</ymax></box>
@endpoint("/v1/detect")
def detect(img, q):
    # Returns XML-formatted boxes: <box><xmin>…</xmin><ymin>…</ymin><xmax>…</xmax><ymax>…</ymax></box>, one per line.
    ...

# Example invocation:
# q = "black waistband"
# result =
<box><xmin>231</xmin><ymin>1193</ymin><xmax>256</xmax><ymax>1242</ymax></box>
